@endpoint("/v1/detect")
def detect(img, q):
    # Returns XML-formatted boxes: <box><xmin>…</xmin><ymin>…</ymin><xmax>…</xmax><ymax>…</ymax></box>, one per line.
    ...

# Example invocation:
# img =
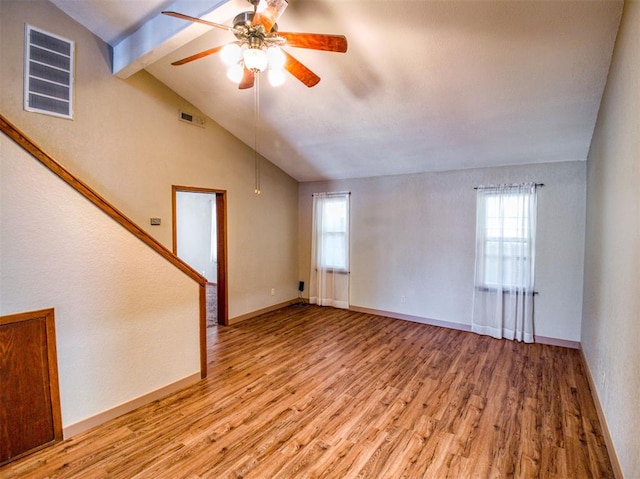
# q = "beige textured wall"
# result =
<box><xmin>0</xmin><ymin>0</ymin><xmax>299</xmax><ymax>320</ymax></box>
<box><xmin>582</xmin><ymin>1</ymin><xmax>640</xmax><ymax>476</ymax></box>
<box><xmin>299</xmin><ymin>161</ymin><xmax>587</xmax><ymax>342</ymax></box>
<box><xmin>1</xmin><ymin>131</ymin><xmax>201</xmax><ymax>429</ymax></box>
<box><xmin>1</xmin><ymin>0</ymin><xmax>299</xmax><ymax>431</ymax></box>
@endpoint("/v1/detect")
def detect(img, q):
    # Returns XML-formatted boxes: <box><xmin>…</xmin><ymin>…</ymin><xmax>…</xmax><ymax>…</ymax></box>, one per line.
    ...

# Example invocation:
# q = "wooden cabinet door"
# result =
<box><xmin>0</xmin><ymin>309</ymin><xmax>62</xmax><ymax>465</ymax></box>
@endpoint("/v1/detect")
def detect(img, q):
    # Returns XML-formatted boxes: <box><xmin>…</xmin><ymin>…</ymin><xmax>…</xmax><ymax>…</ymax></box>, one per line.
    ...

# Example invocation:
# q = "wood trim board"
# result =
<box><xmin>62</xmin><ymin>373</ymin><xmax>201</xmax><ymax>439</ymax></box>
<box><xmin>0</xmin><ymin>114</ymin><xmax>205</xmax><ymax>286</ymax></box>
<box><xmin>579</xmin><ymin>348</ymin><xmax>623</xmax><ymax>479</ymax></box>
<box><xmin>1</xmin><ymin>114</ymin><xmax>208</xmax><ymax>380</ymax></box>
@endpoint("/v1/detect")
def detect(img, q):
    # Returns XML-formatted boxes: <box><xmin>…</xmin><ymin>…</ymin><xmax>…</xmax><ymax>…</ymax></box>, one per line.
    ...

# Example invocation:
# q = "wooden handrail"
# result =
<box><xmin>0</xmin><ymin>114</ymin><xmax>206</xmax><ymax>286</ymax></box>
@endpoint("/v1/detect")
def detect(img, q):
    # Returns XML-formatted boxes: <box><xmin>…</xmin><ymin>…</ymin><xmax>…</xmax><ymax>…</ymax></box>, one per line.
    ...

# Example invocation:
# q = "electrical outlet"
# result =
<box><xmin>400</xmin><ymin>295</ymin><xmax>406</xmax><ymax>304</ymax></box>
<box><xmin>150</xmin><ymin>217</ymin><xmax>161</xmax><ymax>226</ymax></box>
<box><xmin>271</xmin><ymin>288</ymin><xmax>275</xmax><ymax>296</ymax></box>
<box><xmin>600</xmin><ymin>370</ymin><xmax>606</xmax><ymax>387</ymax></box>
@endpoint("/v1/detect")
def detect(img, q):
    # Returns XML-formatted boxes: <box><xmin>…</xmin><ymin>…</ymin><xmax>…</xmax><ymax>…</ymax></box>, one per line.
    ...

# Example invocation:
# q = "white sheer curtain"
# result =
<box><xmin>472</xmin><ymin>183</ymin><xmax>537</xmax><ymax>342</ymax></box>
<box><xmin>309</xmin><ymin>192</ymin><xmax>350</xmax><ymax>309</ymax></box>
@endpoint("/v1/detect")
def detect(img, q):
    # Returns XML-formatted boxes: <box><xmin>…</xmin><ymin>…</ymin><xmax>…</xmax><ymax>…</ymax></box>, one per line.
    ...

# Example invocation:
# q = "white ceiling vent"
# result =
<box><xmin>179</xmin><ymin>110</ymin><xmax>205</xmax><ymax>128</ymax></box>
<box><xmin>24</xmin><ymin>24</ymin><xmax>74</xmax><ymax>119</ymax></box>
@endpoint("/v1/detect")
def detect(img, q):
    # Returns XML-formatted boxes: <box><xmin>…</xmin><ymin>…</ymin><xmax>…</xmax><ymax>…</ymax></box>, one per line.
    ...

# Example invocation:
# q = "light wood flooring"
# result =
<box><xmin>1</xmin><ymin>305</ymin><xmax>613</xmax><ymax>478</ymax></box>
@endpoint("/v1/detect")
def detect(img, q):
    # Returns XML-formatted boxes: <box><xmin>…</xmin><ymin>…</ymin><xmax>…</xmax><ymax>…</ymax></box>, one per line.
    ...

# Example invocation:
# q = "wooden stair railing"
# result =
<box><xmin>0</xmin><ymin>114</ymin><xmax>209</xmax><ymax>378</ymax></box>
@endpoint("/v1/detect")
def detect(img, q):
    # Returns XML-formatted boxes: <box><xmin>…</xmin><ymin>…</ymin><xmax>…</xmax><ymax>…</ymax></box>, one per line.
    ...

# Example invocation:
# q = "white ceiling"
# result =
<box><xmin>50</xmin><ymin>0</ymin><xmax>622</xmax><ymax>182</ymax></box>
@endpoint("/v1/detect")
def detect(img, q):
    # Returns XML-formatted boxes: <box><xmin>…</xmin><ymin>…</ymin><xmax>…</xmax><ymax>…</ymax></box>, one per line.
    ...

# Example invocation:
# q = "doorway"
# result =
<box><xmin>172</xmin><ymin>186</ymin><xmax>228</xmax><ymax>328</ymax></box>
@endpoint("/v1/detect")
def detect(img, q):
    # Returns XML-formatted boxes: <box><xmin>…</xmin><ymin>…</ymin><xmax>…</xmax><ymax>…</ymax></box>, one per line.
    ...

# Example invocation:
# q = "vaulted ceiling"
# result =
<box><xmin>50</xmin><ymin>0</ymin><xmax>622</xmax><ymax>182</ymax></box>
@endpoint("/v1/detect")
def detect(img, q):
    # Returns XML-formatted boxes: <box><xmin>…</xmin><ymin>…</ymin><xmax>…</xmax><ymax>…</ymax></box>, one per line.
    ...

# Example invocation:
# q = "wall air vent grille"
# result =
<box><xmin>24</xmin><ymin>25</ymin><xmax>74</xmax><ymax>119</ymax></box>
<box><xmin>179</xmin><ymin>110</ymin><xmax>205</xmax><ymax>128</ymax></box>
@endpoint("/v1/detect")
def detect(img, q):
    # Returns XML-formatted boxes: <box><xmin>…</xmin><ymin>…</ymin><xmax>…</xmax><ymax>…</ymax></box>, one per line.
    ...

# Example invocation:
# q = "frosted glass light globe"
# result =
<box><xmin>268</xmin><ymin>68</ymin><xmax>286</xmax><ymax>87</ymax></box>
<box><xmin>220</xmin><ymin>43</ymin><xmax>242</xmax><ymax>66</ymax></box>
<box><xmin>266</xmin><ymin>46</ymin><xmax>285</xmax><ymax>69</ymax></box>
<box><xmin>243</xmin><ymin>47</ymin><xmax>268</xmax><ymax>72</ymax></box>
<box><xmin>226</xmin><ymin>63</ymin><xmax>244</xmax><ymax>83</ymax></box>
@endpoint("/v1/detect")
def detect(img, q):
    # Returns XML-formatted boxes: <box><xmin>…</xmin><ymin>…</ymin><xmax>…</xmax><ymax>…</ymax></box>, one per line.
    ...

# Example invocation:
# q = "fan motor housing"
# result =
<box><xmin>233</xmin><ymin>12</ymin><xmax>278</xmax><ymax>33</ymax></box>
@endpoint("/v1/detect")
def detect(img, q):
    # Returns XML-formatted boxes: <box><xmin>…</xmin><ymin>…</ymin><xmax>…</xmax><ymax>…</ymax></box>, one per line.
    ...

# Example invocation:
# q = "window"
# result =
<box><xmin>315</xmin><ymin>194</ymin><xmax>349</xmax><ymax>272</ymax></box>
<box><xmin>476</xmin><ymin>185</ymin><xmax>536</xmax><ymax>290</ymax></box>
<box><xmin>472</xmin><ymin>183</ymin><xmax>538</xmax><ymax>342</ymax></box>
<box><xmin>310</xmin><ymin>192</ymin><xmax>350</xmax><ymax>308</ymax></box>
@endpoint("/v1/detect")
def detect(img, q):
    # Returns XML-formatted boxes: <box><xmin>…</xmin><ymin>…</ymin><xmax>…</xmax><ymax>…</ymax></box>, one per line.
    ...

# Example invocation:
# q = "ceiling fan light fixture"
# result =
<box><xmin>227</xmin><ymin>63</ymin><xmax>244</xmax><ymax>83</ymax></box>
<box><xmin>255</xmin><ymin>0</ymin><xmax>268</xmax><ymax>13</ymax></box>
<box><xmin>220</xmin><ymin>43</ymin><xmax>242</xmax><ymax>66</ymax></box>
<box><xmin>243</xmin><ymin>46</ymin><xmax>268</xmax><ymax>72</ymax></box>
<box><xmin>268</xmin><ymin>67</ymin><xmax>285</xmax><ymax>87</ymax></box>
<box><xmin>163</xmin><ymin>2</ymin><xmax>349</xmax><ymax>89</ymax></box>
<box><xmin>266</xmin><ymin>46</ymin><xmax>285</xmax><ymax>69</ymax></box>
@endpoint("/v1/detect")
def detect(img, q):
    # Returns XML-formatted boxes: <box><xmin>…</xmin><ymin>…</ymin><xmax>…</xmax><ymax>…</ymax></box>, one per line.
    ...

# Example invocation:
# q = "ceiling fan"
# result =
<box><xmin>163</xmin><ymin>0</ymin><xmax>348</xmax><ymax>89</ymax></box>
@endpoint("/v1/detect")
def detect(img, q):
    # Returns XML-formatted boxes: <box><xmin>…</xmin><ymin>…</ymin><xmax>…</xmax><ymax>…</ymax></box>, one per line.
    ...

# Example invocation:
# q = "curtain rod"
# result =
<box><xmin>311</xmin><ymin>191</ymin><xmax>351</xmax><ymax>197</ymax></box>
<box><xmin>474</xmin><ymin>183</ymin><xmax>544</xmax><ymax>190</ymax></box>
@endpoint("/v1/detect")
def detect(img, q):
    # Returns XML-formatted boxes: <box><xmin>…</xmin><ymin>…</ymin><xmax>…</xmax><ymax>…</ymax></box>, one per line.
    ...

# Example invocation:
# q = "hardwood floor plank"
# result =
<box><xmin>0</xmin><ymin>305</ymin><xmax>614</xmax><ymax>478</ymax></box>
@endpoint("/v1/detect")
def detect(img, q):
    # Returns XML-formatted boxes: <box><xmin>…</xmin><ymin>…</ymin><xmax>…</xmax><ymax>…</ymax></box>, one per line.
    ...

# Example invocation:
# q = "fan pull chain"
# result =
<box><xmin>254</xmin><ymin>73</ymin><xmax>261</xmax><ymax>195</ymax></box>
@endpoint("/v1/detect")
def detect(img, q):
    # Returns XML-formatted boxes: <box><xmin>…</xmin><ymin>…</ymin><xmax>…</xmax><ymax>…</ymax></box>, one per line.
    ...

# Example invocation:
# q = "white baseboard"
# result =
<box><xmin>228</xmin><ymin>300</ymin><xmax>296</xmax><ymax>325</ymax></box>
<box><xmin>534</xmin><ymin>335</ymin><xmax>580</xmax><ymax>349</ymax></box>
<box><xmin>349</xmin><ymin>305</ymin><xmax>580</xmax><ymax>349</ymax></box>
<box><xmin>349</xmin><ymin>305</ymin><xmax>472</xmax><ymax>332</ymax></box>
<box><xmin>63</xmin><ymin>372</ymin><xmax>201</xmax><ymax>439</ymax></box>
<box><xmin>579</xmin><ymin>349</ymin><xmax>623</xmax><ymax>479</ymax></box>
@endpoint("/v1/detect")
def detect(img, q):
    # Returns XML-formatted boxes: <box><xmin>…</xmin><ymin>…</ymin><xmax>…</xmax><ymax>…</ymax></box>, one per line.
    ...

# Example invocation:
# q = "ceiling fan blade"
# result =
<box><xmin>238</xmin><ymin>67</ymin><xmax>255</xmax><ymax>89</ymax></box>
<box><xmin>282</xmin><ymin>50</ymin><xmax>320</xmax><ymax>88</ymax></box>
<box><xmin>171</xmin><ymin>45</ymin><xmax>226</xmax><ymax>66</ymax></box>
<box><xmin>278</xmin><ymin>32</ymin><xmax>348</xmax><ymax>53</ymax></box>
<box><xmin>162</xmin><ymin>11</ymin><xmax>232</xmax><ymax>32</ymax></box>
<box><xmin>252</xmin><ymin>0</ymin><xmax>288</xmax><ymax>33</ymax></box>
